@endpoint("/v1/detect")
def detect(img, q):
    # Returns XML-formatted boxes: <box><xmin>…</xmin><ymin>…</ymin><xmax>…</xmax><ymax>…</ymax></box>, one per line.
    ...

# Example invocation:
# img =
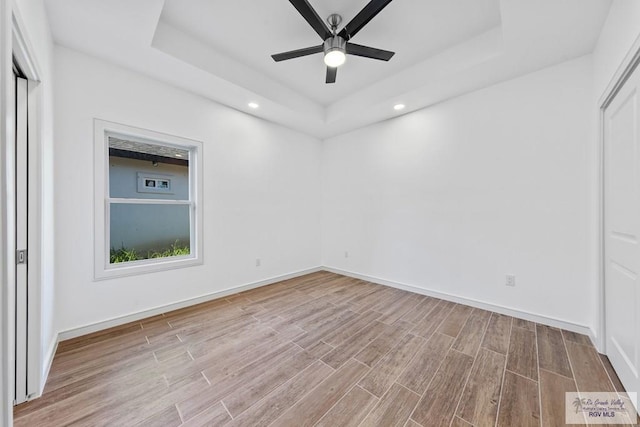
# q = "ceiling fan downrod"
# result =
<box><xmin>327</xmin><ymin>13</ymin><xmax>342</xmax><ymax>34</ymax></box>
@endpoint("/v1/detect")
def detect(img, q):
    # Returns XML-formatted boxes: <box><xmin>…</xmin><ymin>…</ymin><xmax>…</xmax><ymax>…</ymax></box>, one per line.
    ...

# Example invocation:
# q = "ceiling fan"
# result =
<box><xmin>271</xmin><ymin>0</ymin><xmax>395</xmax><ymax>84</ymax></box>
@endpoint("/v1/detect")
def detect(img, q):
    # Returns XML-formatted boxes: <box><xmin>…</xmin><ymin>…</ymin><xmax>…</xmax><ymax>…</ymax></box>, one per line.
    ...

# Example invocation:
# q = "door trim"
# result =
<box><xmin>0</xmin><ymin>6</ymin><xmax>44</xmax><ymax>421</ymax></box>
<box><xmin>11</xmin><ymin>8</ymin><xmax>43</xmax><ymax>405</ymax></box>
<box><xmin>598</xmin><ymin>32</ymin><xmax>640</xmax><ymax>353</ymax></box>
<box><xmin>0</xmin><ymin>0</ymin><xmax>13</xmax><ymax>424</ymax></box>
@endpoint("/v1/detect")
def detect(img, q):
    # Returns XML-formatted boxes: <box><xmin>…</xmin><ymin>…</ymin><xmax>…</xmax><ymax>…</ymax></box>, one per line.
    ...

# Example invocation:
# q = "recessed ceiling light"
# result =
<box><xmin>248</xmin><ymin>102</ymin><xmax>259</xmax><ymax>109</ymax></box>
<box><xmin>394</xmin><ymin>104</ymin><xmax>406</xmax><ymax>111</ymax></box>
<box><xmin>175</xmin><ymin>153</ymin><xmax>183</xmax><ymax>158</ymax></box>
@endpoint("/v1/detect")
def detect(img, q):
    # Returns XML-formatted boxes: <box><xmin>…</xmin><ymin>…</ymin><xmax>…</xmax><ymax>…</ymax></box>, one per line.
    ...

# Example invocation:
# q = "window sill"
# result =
<box><xmin>94</xmin><ymin>255</ymin><xmax>202</xmax><ymax>281</ymax></box>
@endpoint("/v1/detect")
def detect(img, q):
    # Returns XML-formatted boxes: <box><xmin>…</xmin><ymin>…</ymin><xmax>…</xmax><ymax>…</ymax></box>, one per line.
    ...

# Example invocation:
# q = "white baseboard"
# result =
<box><xmin>324</xmin><ymin>266</ymin><xmax>598</xmax><ymax>346</ymax></box>
<box><xmin>58</xmin><ymin>266</ymin><xmax>322</xmax><ymax>341</ymax></box>
<box><xmin>56</xmin><ymin>264</ymin><xmax>597</xmax><ymax>347</ymax></box>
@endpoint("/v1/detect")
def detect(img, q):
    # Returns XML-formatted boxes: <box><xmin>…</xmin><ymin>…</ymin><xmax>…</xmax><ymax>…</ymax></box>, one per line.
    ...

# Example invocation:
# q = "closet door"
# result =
<box><xmin>13</xmin><ymin>74</ymin><xmax>29</xmax><ymax>404</ymax></box>
<box><xmin>604</xmin><ymin>62</ymin><xmax>640</xmax><ymax>407</ymax></box>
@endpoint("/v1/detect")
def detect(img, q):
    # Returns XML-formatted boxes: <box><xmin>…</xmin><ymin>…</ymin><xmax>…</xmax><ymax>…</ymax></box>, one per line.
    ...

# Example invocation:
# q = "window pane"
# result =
<box><xmin>108</xmin><ymin>136</ymin><xmax>189</xmax><ymax>200</ymax></box>
<box><xmin>109</xmin><ymin>203</ymin><xmax>191</xmax><ymax>263</ymax></box>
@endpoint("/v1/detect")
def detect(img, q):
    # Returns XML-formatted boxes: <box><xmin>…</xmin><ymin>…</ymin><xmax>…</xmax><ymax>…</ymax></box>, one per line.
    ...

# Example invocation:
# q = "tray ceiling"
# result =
<box><xmin>44</xmin><ymin>0</ymin><xmax>611</xmax><ymax>138</ymax></box>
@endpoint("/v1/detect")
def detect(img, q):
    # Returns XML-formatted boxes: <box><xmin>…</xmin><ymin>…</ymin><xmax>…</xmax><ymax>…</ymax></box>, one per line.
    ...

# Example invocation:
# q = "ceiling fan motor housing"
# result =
<box><xmin>324</xmin><ymin>36</ymin><xmax>346</xmax><ymax>55</ymax></box>
<box><xmin>323</xmin><ymin>36</ymin><xmax>347</xmax><ymax>67</ymax></box>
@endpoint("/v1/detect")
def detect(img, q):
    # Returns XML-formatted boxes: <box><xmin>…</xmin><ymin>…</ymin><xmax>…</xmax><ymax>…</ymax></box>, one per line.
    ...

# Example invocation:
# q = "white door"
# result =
<box><xmin>604</xmin><ymin>62</ymin><xmax>640</xmax><ymax>404</ymax></box>
<box><xmin>13</xmin><ymin>73</ymin><xmax>29</xmax><ymax>405</ymax></box>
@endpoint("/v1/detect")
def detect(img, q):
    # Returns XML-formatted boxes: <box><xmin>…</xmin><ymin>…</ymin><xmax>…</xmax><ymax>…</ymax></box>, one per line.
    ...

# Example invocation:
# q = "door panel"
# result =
<box><xmin>14</xmin><ymin>75</ymin><xmax>28</xmax><ymax>404</ymax></box>
<box><xmin>608</xmin><ymin>92</ymin><xmax>637</xmax><ymax>235</ymax></box>
<box><xmin>609</xmin><ymin>261</ymin><xmax>636</xmax><ymax>366</ymax></box>
<box><xmin>605</xmin><ymin>63</ymin><xmax>640</xmax><ymax>403</ymax></box>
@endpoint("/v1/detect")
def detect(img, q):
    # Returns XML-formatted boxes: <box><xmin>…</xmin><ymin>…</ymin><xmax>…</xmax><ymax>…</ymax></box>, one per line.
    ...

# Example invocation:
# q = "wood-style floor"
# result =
<box><xmin>14</xmin><ymin>271</ymin><xmax>634</xmax><ymax>426</ymax></box>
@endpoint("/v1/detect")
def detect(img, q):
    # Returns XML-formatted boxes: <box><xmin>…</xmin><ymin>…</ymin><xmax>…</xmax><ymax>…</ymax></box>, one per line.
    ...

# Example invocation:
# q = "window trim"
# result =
<box><xmin>94</xmin><ymin>119</ymin><xmax>203</xmax><ymax>280</ymax></box>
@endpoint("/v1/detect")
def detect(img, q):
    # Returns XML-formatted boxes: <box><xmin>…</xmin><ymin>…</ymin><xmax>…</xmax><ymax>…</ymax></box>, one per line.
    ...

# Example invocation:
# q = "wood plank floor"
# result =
<box><xmin>14</xmin><ymin>271</ymin><xmax>634</xmax><ymax>426</ymax></box>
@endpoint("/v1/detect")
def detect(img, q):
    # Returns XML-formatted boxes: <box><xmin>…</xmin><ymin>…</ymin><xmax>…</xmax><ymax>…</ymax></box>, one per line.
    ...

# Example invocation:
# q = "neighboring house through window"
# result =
<box><xmin>94</xmin><ymin>120</ymin><xmax>203</xmax><ymax>279</ymax></box>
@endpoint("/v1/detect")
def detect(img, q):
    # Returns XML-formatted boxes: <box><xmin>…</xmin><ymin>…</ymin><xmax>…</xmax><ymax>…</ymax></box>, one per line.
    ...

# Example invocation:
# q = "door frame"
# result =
<box><xmin>11</xmin><ymin>7</ymin><xmax>44</xmax><ymax>403</ymax></box>
<box><xmin>0</xmin><ymin>0</ymin><xmax>12</xmax><ymax>423</ymax></box>
<box><xmin>1</xmin><ymin>3</ymin><xmax>44</xmax><ymax>424</ymax></box>
<box><xmin>598</xmin><ymin>34</ymin><xmax>640</xmax><ymax>354</ymax></box>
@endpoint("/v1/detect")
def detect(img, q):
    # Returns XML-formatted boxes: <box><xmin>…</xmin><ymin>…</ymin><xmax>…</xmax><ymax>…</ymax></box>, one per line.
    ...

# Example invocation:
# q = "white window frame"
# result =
<box><xmin>94</xmin><ymin>119</ymin><xmax>203</xmax><ymax>280</ymax></box>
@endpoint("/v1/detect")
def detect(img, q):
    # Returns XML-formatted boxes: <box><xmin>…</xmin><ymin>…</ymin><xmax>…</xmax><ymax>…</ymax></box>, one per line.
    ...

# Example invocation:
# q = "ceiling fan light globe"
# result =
<box><xmin>324</xmin><ymin>49</ymin><xmax>346</xmax><ymax>67</ymax></box>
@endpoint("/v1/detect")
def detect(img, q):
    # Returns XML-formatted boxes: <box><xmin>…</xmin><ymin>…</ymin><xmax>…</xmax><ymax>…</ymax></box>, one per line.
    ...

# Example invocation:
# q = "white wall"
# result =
<box><xmin>54</xmin><ymin>46</ymin><xmax>322</xmax><ymax>333</ymax></box>
<box><xmin>322</xmin><ymin>56</ymin><xmax>594</xmax><ymax>330</ymax></box>
<box><xmin>13</xmin><ymin>0</ymin><xmax>56</xmax><ymax>395</ymax></box>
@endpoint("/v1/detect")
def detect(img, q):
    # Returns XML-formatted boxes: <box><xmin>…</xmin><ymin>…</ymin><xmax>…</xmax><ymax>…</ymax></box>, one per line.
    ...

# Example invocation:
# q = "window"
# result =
<box><xmin>94</xmin><ymin>120</ymin><xmax>203</xmax><ymax>279</ymax></box>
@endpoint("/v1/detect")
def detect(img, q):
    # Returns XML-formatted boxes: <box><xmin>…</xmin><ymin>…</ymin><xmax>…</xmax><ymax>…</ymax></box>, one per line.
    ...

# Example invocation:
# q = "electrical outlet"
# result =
<box><xmin>506</xmin><ymin>275</ymin><xmax>516</xmax><ymax>287</ymax></box>
<box><xmin>345</xmin><ymin>251</ymin><xmax>349</xmax><ymax>258</ymax></box>
<box><xmin>256</xmin><ymin>258</ymin><xmax>261</xmax><ymax>267</ymax></box>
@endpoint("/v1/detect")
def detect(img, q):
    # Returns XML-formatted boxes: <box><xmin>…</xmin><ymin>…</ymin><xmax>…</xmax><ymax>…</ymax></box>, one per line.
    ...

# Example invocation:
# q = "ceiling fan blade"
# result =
<box><xmin>326</xmin><ymin>66</ymin><xmax>337</xmax><ymax>84</ymax></box>
<box><xmin>338</xmin><ymin>0</ymin><xmax>393</xmax><ymax>41</ymax></box>
<box><xmin>289</xmin><ymin>0</ymin><xmax>332</xmax><ymax>40</ymax></box>
<box><xmin>271</xmin><ymin>45</ymin><xmax>324</xmax><ymax>62</ymax></box>
<box><xmin>346</xmin><ymin>43</ymin><xmax>395</xmax><ymax>61</ymax></box>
